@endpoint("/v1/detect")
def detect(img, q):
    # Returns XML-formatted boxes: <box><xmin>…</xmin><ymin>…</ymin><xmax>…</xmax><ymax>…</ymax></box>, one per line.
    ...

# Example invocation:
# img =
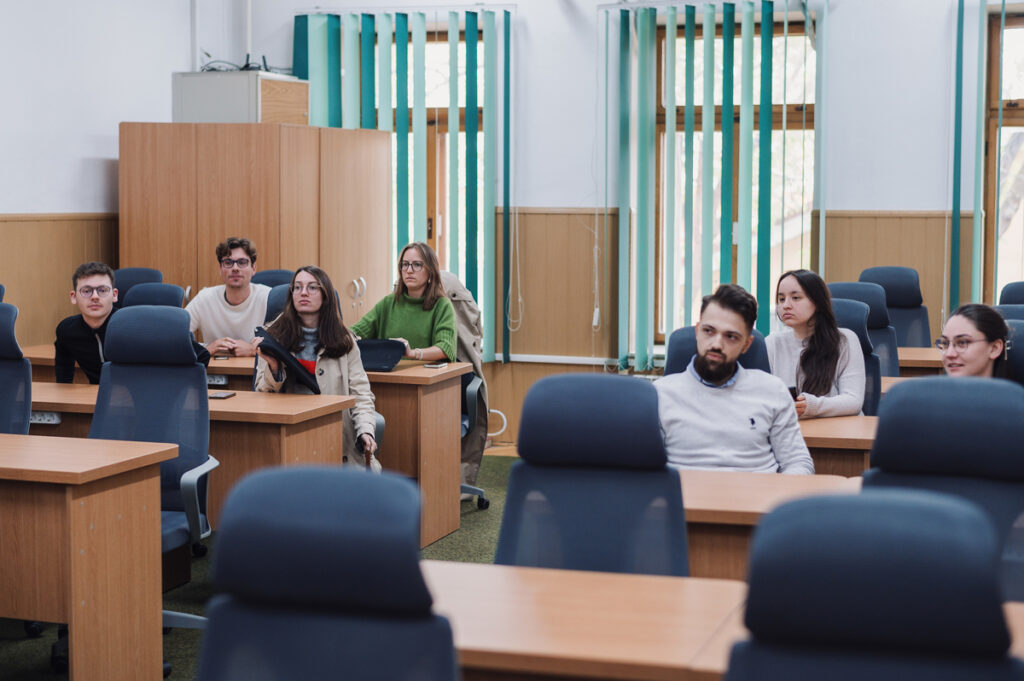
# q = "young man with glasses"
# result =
<box><xmin>185</xmin><ymin>236</ymin><xmax>271</xmax><ymax>356</ymax></box>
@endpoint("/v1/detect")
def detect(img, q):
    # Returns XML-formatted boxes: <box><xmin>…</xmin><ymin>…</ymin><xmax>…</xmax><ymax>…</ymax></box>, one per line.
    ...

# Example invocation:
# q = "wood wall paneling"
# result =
<box><xmin>279</xmin><ymin>125</ymin><xmax>320</xmax><ymax>268</ymax></box>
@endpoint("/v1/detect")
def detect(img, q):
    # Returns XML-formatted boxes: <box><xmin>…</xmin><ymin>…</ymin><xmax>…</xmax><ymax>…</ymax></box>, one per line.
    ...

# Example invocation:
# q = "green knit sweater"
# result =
<box><xmin>350</xmin><ymin>293</ymin><xmax>457</xmax><ymax>361</ymax></box>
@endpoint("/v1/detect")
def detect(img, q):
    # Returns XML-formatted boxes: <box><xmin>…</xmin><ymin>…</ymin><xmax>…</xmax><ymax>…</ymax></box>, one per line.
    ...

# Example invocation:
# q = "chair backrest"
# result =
<box><xmin>726</xmin><ymin>491</ymin><xmax>1021</xmax><ymax>681</ymax></box>
<box><xmin>251</xmin><ymin>269</ymin><xmax>294</xmax><ymax>288</ymax></box>
<box><xmin>264</xmin><ymin>284</ymin><xmax>291</xmax><ymax>324</ymax></box>
<box><xmin>121</xmin><ymin>282</ymin><xmax>185</xmax><ymax>308</ymax></box>
<box><xmin>664</xmin><ymin>326</ymin><xmax>770</xmax><ymax>376</ymax></box>
<box><xmin>195</xmin><ymin>467</ymin><xmax>457</xmax><ymax>681</ymax></box>
<box><xmin>862</xmin><ymin>376</ymin><xmax>1024</xmax><ymax>598</ymax></box>
<box><xmin>827</xmin><ymin>281</ymin><xmax>899</xmax><ymax>377</ymax></box>
<box><xmin>996</xmin><ymin>304</ymin><xmax>1024</xmax><ymax>322</ymax></box>
<box><xmin>0</xmin><ymin>303</ymin><xmax>30</xmax><ymax>435</ymax></box>
<box><xmin>113</xmin><ymin>267</ymin><xmax>163</xmax><ymax>309</ymax></box>
<box><xmin>1001</xmin><ymin>281</ymin><xmax>1024</xmax><ymax>305</ymax></box>
<box><xmin>858</xmin><ymin>266</ymin><xmax>931</xmax><ymax>347</ymax></box>
<box><xmin>495</xmin><ymin>374</ymin><xmax>688</xmax><ymax>576</ymax></box>
<box><xmin>89</xmin><ymin>306</ymin><xmax>210</xmax><ymax>513</ymax></box>
<box><xmin>830</xmin><ymin>298</ymin><xmax>879</xmax><ymax>416</ymax></box>
<box><xmin>1006</xmin><ymin>320</ymin><xmax>1024</xmax><ymax>388</ymax></box>
<box><xmin>0</xmin><ymin>283</ymin><xmax>5</xmax><ymax>301</ymax></box>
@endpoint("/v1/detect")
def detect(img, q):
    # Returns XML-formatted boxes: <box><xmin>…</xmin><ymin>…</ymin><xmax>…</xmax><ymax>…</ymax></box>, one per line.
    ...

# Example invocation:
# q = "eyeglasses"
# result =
<box><xmin>934</xmin><ymin>337</ymin><xmax>987</xmax><ymax>352</ymax></box>
<box><xmin>400</xmin><ymin>261</ymin><xmax>425</xmax><ymax>272</ymax></box>
<box><xmin>77</xmin><ymin>285</ymin><xmax>112</xmax><ymax>298</ymax></box>
<box><xmin>292</xmin><ymin>283</ymin><xmax>323</xmax><ymax>294</ymax></box>
<box><xmin>220</xmin><ymin>258</ymin><xmax>251</xmax><ymax>269</ymax></box>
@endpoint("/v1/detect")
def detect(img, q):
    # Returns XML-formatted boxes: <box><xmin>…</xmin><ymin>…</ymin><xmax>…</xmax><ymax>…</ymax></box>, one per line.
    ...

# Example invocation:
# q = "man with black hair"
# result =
<box><xmin>655</xmin><ymin>284</ymin><xmax>814</xmax><ymax>474</ymax></box>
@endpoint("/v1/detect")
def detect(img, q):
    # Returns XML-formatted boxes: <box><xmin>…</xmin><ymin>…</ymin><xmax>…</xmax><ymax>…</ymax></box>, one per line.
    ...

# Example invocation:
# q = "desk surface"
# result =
<box><xmin>31</xmin><ymin>381</ymin><xmax>354</xmax><ymax>425</ymax></box>
<box><xmin>0</xmin><ymin>432</ymin><xmax>177</xmax><ymax>485</ymax></box>
<box><xmin>898</xmin><ymin>346</ymin><xmax>943</xmax><ymax>368</ymax></box>
<box><xmin>881</xmin><ymin>375</ymin><xmax>915</xmax><ymax>394</ymax></box>
<box><xmin>681</xmin><ymin>470</ymin><xmax>861</xmax><ymax>525</ymax></box>
<box><xmin>422</xmin><ymin>560</ymin><xmax>747</xmax><ymax>681</ymax></box>
<box><xmin>798</xmin><ymin>415</ymin><xmax>877</xmax><ymax>449</ymax></box>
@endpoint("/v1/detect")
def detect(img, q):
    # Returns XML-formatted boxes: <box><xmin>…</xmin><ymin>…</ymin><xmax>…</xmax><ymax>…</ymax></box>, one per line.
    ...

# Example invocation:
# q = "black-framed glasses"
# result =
<box><xmin>934</xmin><ymin>337</ymin><xmax>987</xmax><ymax>352</ymax></box>
<box><xmin>220</xmin><ymin>258</ymin><xmax>251</xmax><ymax>268</ymax></box>
<box><xmin>400</xmin><ymin>261</ymin><xmax>425</xmax><ymax>272</ymax></box>
<box><xmin>77</xmin><ymin>285</ymin><xmax>112</xmax><ymax>298</ymax></box>
<box><xmin>292</xmin><ymin>283</ymin><xmax>323</xmax><ymax>294</ymax></box>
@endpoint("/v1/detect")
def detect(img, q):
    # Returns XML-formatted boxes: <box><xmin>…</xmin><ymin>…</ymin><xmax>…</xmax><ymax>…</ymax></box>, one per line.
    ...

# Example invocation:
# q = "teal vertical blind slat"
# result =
<box><xmin>360</xmin><ymin>13</ymin><xmax>376</xmax><ymax>130</ymax></box>
<box><xmin>972</xmin><ymin>0</ymin><xmax>985</xmax><ymax>300</ymax></box>
<box><xmin>483</xmin><ymin>11</ymin><xmax>497</xmax><ymax>362</ymax></box>
<box><xmin>342</xmin><ymin>14</ymin><xmax>360</xmax><ymax>129</ymax></box>
<box><xmin>395</xmin><ymin>13</ymin><xmax>410</xmax><ymax>253</ymax></box>
<box><xmin>448</xmin><ymin>12</ymin><xmax>461</xmax><ymax>278</ymax></box>
<box><xmin>737</xmin><ymin>1</ymin><xmax>754</xmax><ymax>290</ymax></box>
<box><xmin>502</xmin><ymin>9</ymin><xmax>512</xmax><ymax>363</ymax></box>
<box><xmin>664</xmin><ymin>6</ymin><xmax>677</xmax><ymax>335</ymax></box>
<box><xmin>617</xmin><ymin>9</ymin><xmax>631</xmax><ymax>368</ymax></box>
<box><xmin>635</xmin><ymin>8</ymin><xmax>656</xmax><ymax>371</ymax></box>
<box><xmin>378</xmin><ymin>14</ymin><xmax>393</xmax><ymax>132</ymax></box>
<box><xmin>293</xmin><ymin>15</ymin><xmax>310</xmax><ymax>80</ymax></box>
<box><xmin>684</xmin><ymin>6</ymin><xmax>696</xmax><ymax>325</ymax></box>
<box><xmin>412</xmin><ymin>12</ymin><xmax>427</xmax><ymax>243</ymax></box>
<box><xmin>465</xmin><ymin>11</ymin><xmax>480</xmax><ymax>298</ymax></box>
<box><xmin>950</xmin><ymin>0</ymin><xmax>964</xmax><ymax>309</ymax></box>
<box><xmin>327</xmin><ymin>15</ymin><xmax>342</xmax><ymax>128</ymax></box>
<box><xmin>756</xmin><ymin>0</ymin><xmax>773</xmax><ymax>335</ymax></box>
<box><xmin>701</xmin><ymin>4</ymin><xmax>715</xmax><ymax>297</ymax></box>
<box><xmin>720</xmin><ymin>3</ymin><xmax>735</xmax><ymax>284</ymax></box>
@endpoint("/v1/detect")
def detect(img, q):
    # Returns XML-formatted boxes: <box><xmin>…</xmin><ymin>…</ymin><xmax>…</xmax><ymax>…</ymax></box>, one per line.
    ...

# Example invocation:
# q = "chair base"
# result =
<box><xmin>162</xmin><ymin>543</ymin><xmax>191</xmax><ymax>592</ymax></box>
<box><xmin>461</xmin><ymin>484</ymin><xmax>490</xmax><ymax>510</ymax></box>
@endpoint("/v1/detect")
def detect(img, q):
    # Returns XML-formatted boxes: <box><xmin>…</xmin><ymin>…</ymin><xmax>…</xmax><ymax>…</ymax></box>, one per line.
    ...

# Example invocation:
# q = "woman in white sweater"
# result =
<box><xmin>766</xmin><ymin>269</ymin><xmax>865</xmax><ymax>418</ymax></box>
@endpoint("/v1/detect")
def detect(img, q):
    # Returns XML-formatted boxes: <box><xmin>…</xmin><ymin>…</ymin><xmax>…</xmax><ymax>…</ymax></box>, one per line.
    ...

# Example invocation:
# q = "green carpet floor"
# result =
<box><xmin>0</xmin><ymin>454</ymin><xmax>514</xmax><ymax>680</ymax></box>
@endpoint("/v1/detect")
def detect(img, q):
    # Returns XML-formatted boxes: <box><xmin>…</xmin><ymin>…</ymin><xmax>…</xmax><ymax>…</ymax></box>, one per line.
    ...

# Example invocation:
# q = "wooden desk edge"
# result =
<box><xmin>0</xmin><ymin>441</ymin><xmax>177</xmax><ymax>485</ymax></box>
<box><xmin>366</xmin><ymin>362</ymin><xmax>473</xmax><ymax>385</ymax></box>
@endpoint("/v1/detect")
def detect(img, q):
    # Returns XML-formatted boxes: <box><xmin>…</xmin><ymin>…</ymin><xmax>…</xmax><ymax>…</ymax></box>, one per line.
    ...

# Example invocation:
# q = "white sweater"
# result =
<box><xmin>765</xmin><ymin>327</ymin><xmax>865</xmax><ymax>418</ymax></box>
<box><xmin>654</xmin><ymin>363</ymin><xmax>814</xmax><ymax>474</ymax></box>
<box><xmin>185</xmin><ymin>284</ymin><xmax>271</xmax><ymax>343</ymax></box>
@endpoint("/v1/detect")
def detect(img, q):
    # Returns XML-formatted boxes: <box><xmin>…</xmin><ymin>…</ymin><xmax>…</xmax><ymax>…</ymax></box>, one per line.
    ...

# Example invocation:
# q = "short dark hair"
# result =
<box><xmin>215</xmin><ymin>237</ymin><xmax>257</xmax><ymax>264</ymax></box>
<box><xmin>72</xmin><ymin>262</ymin><xmax>115</xmax><ymax>289</ymax></box>
<box><xmin>700</xmin><ymin>284</ymin><xmax>758</xmax><ymax>332</ymax></box>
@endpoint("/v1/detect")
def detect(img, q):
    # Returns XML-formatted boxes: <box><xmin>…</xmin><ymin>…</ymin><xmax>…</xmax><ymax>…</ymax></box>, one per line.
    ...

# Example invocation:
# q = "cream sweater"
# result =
<box><xmin>185</xmin><ymin>284</ymin><xmax>271</xmax><ymax>343</ymax></box>
<box><xmin>765</xmin><ymin>327</ymin><xmax>865</xmax><ymax>418</ymax></box>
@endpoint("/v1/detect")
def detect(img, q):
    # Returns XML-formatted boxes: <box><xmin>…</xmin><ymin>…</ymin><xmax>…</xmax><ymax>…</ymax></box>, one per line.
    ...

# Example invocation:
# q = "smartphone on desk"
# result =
<box><xmin>209</xmin><ymin>391</ymin><xmax>236</xmax><ymax>399</ymax></box>
<box><xmin>424</xmin><ymin>363</ymin><xmax>448</xmax><ymax>369</ymax></box>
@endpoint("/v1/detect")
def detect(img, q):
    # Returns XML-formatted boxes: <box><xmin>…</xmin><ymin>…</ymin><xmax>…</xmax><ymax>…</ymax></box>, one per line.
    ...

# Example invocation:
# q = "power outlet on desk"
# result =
<box><xmin>29</xmin><ymin>411</ymin><xmax>62</xmax><ymax>425</ymax></box>
<box><xmin>207</xmin><ymin>374</ymin><xmax>228</xmax><ymax>386</ymax></box>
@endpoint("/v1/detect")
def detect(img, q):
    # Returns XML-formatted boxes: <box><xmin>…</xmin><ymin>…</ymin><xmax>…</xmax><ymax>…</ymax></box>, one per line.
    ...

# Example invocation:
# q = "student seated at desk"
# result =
<box><xmin>55</xmin><ymin>261</ymin><xmax>209</xmax><ymax>383</ymax></box>
<box><xmin>938</xmin><ymin>303</ymin><xmax>1010</xmax><ymax>378</ymax></box>
<box><xmin>255</xmin><ymin>266</ymin><xmax>379</xmax><ymax>470</ymax></box>
<box><xmin>655</xmin><ymin>284</ymin><xmax>814</xmax><ymax>474</ymax></box>
<box><xmin>350</xmin><ymin>242</ymin><xmax>456</xmax><ymax>363</ymax></box>
<box><xmin>766</xmin><ymin>269</ymin><xmax>865</xmax><ymax>418</ymax></box>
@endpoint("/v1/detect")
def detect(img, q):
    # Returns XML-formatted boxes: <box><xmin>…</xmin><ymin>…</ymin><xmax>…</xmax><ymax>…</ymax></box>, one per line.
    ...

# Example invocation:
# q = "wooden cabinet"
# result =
<box><xmin>119</xmin><ymin>122</ymin><xmax>391</xmax><ymax>321</ymax></box>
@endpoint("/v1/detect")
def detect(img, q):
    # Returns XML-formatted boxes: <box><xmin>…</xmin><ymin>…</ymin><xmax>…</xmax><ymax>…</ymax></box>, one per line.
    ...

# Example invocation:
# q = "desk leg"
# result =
<box><xmin>809</xmin><ymin>448</ymin><xmax>870</xmax><ymax>477</ymax></box>
<box><xmin>687</xmin><ymin>523</ymin><xmax>752</xmax><ymax>581</ymax></box>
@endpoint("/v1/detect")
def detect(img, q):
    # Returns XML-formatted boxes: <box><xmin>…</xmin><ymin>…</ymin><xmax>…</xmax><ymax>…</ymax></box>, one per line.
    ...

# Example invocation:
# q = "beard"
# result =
<box><xmin>694</xmin><ymin>351</ymin><xmax>738</xmax><ymax>385</ymax></box>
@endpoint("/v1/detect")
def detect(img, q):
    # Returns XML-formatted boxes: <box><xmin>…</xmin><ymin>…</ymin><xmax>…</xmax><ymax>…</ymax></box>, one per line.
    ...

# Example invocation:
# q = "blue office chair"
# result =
<box><xmin>251</xmin><ymin>269</ymin><xmax>294</xmax><ymax>288</ymax></box>
<box><xmin>0</xmin><ymin>303</ymin><xmax>30</xmax><ymax>435</ymax></box>
<box><xmin>121</xmin><ymin>282</ymin><xmax>186</xmax><ymax>308</ymax></box>
<box><xmin>1001</xmin><ymin>281</ymin><xmax>1024</xmax><ymax>305</ymax></box>
<box><xmin>859</xmin><ymin>266</ymin><xmax>930</xmax><ymax>347</ymax></box>
<box><xmin>195</xmin><ymin>467</ymin><xmax>457</xmax><ymax>681</ymax></box>
<box><xmin>264</xmin><ymin>283</ymin><xmax>291</xmax><ymax>324</ymax></box>
<box><xmin>862</xmin><ymin>376</ymin><xmax>1024</xmax><ymax>600</ymax></box>
<box><xmin>0</xmin><ymin>283</ymin><xmax>5</xmax><ymax>301</ymax></box>
<box><xmin>664</xmin><ymin>326</ymin><xmax>770</xmax><ymax>376</ymax></box>
<box><xmin>828</xmin><ymin>282</ymin><xmax>898</xmax><ymax>376</ymax></box>
<box><xmin>996</xmin><ymin>304</ymin><xmax>1024</xmax><ymax>322</ymax></box>
<box><xmin>113</xmin><ymin>267</ymin><xmax>162</xmax><ymax>309</ymax></box>
<box><xmin>725</xmin><ymin>491</ymin><xmax>1024</xmax><ymax>681</ymax></box>
<box><xmin>830</xmin><ymin>298</ymin><xmax>879</xmax><ymax>416</ymax></box>
<box><xmin>495</xmin><ymin>374</ymin><xmax>688</xmax><ymax>576</ymax></box>
<box><xmin>1005</xmin><ymin>320</ymin><xmax>1024</xmax><ymax>387</ymax></box>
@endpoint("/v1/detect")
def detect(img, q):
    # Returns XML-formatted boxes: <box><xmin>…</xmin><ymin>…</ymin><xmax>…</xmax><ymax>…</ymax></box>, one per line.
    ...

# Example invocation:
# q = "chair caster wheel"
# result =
<box><xmin>50</xmin><ymin>638</ymin><xmax>69</xmax><ymax>673</ymax></box>
<box><xmin>192</xmin><ymin>542</ymin><xmax>208</xmax><ymax>558</ymax></box>
<box><xmin>477</xmin><ymin>497</ymin><xmax>490</xmax><ymax>510</ymax></box>
<box><xmin>164</xmin><ymin>661</ymin><xmax>173</xmax><ymax>677</ymax></box>
<box><xmin>24</xmin><ymin>620</ymin><xmax>44</xmax><ymax>637</ymax></box>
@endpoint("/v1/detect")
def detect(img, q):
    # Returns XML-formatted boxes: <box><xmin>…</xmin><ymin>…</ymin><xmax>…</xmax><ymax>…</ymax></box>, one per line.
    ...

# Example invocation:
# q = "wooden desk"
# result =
<box><xmin>799</xmin><ymin>415</ymin><xmax>877</xmax><ymax>477</ymax></box>
<box><xmin>29</xmin><ymin>382</ymin><xmax>353</xmax><ymax>527</ymax></box>
<box><xmin>682</xmin><ymin>470</ymin><xmax>860</xmax><ymax>580</ymax></box>
<box><xmin>881</xmin><ymin>375</ymin><xmax>914</xmax><ymax>395</ymax></box>
<box><xmin>0</xmin><ymin>434</ymin><xmax>176</xmax><ymax>681</ymax></box>
<box><xmin>366</xmin><ymin>360</ymin><xmax>473</xmax><ymax>546</ymax></box>
<box><xmin>898</xmin><ymin>346</ymin><xmax>943</xmax><ymax>376</ymax></box>
<box><xmin>422</xmin><ymin>560</ymin><xmax>748</xmax><ymax>681</ymax></box>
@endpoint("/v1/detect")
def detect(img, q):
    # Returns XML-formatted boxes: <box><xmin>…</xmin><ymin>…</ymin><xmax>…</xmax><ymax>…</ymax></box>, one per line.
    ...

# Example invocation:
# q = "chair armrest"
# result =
<box><xmin>465</xmin><ymin>374</ymin><xmax>483</xmax><ymax>434</ymax></box>
<box><xmin>180</xmin><ymin>455</ymin><xmax>220</xmax><ymax>543</ymax></box>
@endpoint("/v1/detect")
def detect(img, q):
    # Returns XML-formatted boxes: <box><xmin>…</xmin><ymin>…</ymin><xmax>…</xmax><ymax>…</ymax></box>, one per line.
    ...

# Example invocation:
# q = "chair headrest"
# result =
<box><xmin>1000</xmin><ymin>281</ymin><xmax>1024</xmax><ymax>305</ymax></box>
<box><xmin>264</xmin><ymin>284</ymin><xmax>291</xmax><ymax>324</ymax></box>
<box><xmin>114</xmin><ymin>267</ymin><xmax>162</xmax><ymax>289</ymax></box>
<box><xmin>213</xmin><ymin>467</ymin><xmax>432</xmax><ymax>615</ymax></box>
<box><xmin>827</xmin><ymin>282</ymin><xmax>890</xmax><ymax>328</ymax></box>
<box><xmin>518</xmin><ymin>374</ymin><xmax>666</xmax><ymax>469</ymax></box>
<box><xmin>104</xmin><ymin>306</ymin><xmax>198</xmax><ymax>365</ymax></box>
<box><xmin>995</xmin><ymin>304</ymin><xmax>1024</xmax><ymax>322</ymax></box>
<box><xmin>830</xmin><ymin>298</ymin><xmax>873</xmax><ymax>355</ymax></box>
<box><xmin>0</xmin><ymin>303</ymin><xmax>23</xmax><ymax>360</ymax></box>
<box><xmin>1006</xmin><ymin>320</ymin><xmax>1024</xmax><ymax>386</ymax></box>
<box><xmin>122</xmin><ymin>282</ymin><xmax>185</xmax><ymax>308</ymax></box>
<box><xmin>870</xmin><ymin>376</ymin><xmax>1024</xmax><ymax>480</ymax></box>
<box><xmin>745</xmin><ymin>491</ymin><xmax>1010</xmax><ymax>656</ymax></box>
<box><xmin>859</xmin><ymin>266</ymin><xmax>923</xmax><ymax>307</ymax></box>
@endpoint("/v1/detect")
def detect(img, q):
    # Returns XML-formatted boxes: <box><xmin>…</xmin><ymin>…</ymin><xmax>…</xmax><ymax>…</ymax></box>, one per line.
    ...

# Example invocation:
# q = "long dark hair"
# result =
<box><xmin>267</xmin><ymin>266</ymin><xmax>353</xmax><ymax>358</ymax></box>
<box><xmin>777</xmin><ymin>269</ymin><xmax>841</xmax><ymax>396</ymax></box>
<box><xmin>949</xmin><ymin>303</ymin><xmax>1010</xmax><ymax>377</ymax></box>
<box><xmin>393</xmin><ymin>242</ymin><xmax>445</xmax><ymax>310</ymax></box>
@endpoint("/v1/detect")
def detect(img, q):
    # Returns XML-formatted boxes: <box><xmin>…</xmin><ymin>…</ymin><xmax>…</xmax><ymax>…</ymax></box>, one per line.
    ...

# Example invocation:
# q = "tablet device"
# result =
<box><xmin>254</xmin><ymin>327</ymin><xmax>321</xmax><ymax>395</ymax></box>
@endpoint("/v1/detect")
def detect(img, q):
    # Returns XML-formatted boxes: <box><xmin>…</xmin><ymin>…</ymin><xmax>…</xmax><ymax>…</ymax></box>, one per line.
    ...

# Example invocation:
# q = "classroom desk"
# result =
<box><xmin>799</xmin><ymin>415</ymin><xmax>877</xmax><ymax>477</ymax></box>
<box><xmin>898</xmin><ymin>346</ymin><xmax>943</xmax><ymax>376</ymax></box>
<box><xmin>421</xmin><ymin>559</ymin><xmax>748</xmax><ymax>681</ymax></box>
<box><xmin>0</xmin><ymin>433</ymin><xmax>176</xmax><ymax>681</ymax></box>
<box><xmin>881</xmin><ymin>375</ymin><xmax>914</xmax><ymax>395</ymax></box>
<box><xmin>28</xmin><ymin>382</ymin><xmax>353</xmax><ymax>528</ymax></box>
<box><xmin>366</xmin><ymin>360</ymin><xmax>473</xmax><ymax>546</ymax></box>
<box><xmin>682</xmin><ymin>470</ymin><xmax>861</xmax><ymax>580</ymax></box>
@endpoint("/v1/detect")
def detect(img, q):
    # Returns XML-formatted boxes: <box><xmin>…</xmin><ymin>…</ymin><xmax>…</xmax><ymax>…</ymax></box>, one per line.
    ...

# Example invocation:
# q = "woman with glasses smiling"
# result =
<box><xmin>255</xmin><ymin>265</ymin><xmax>379</xmax><ymax>469</ymax></box>
<box><xmin>937</xmin><ymin>304</ymin><xmax>1011</xmax><ymax>378</ymax></box>
<box><xmin>350</xmin><ymin>242</ymin><xmax>457</xmax><ymax>363</ymax></box>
